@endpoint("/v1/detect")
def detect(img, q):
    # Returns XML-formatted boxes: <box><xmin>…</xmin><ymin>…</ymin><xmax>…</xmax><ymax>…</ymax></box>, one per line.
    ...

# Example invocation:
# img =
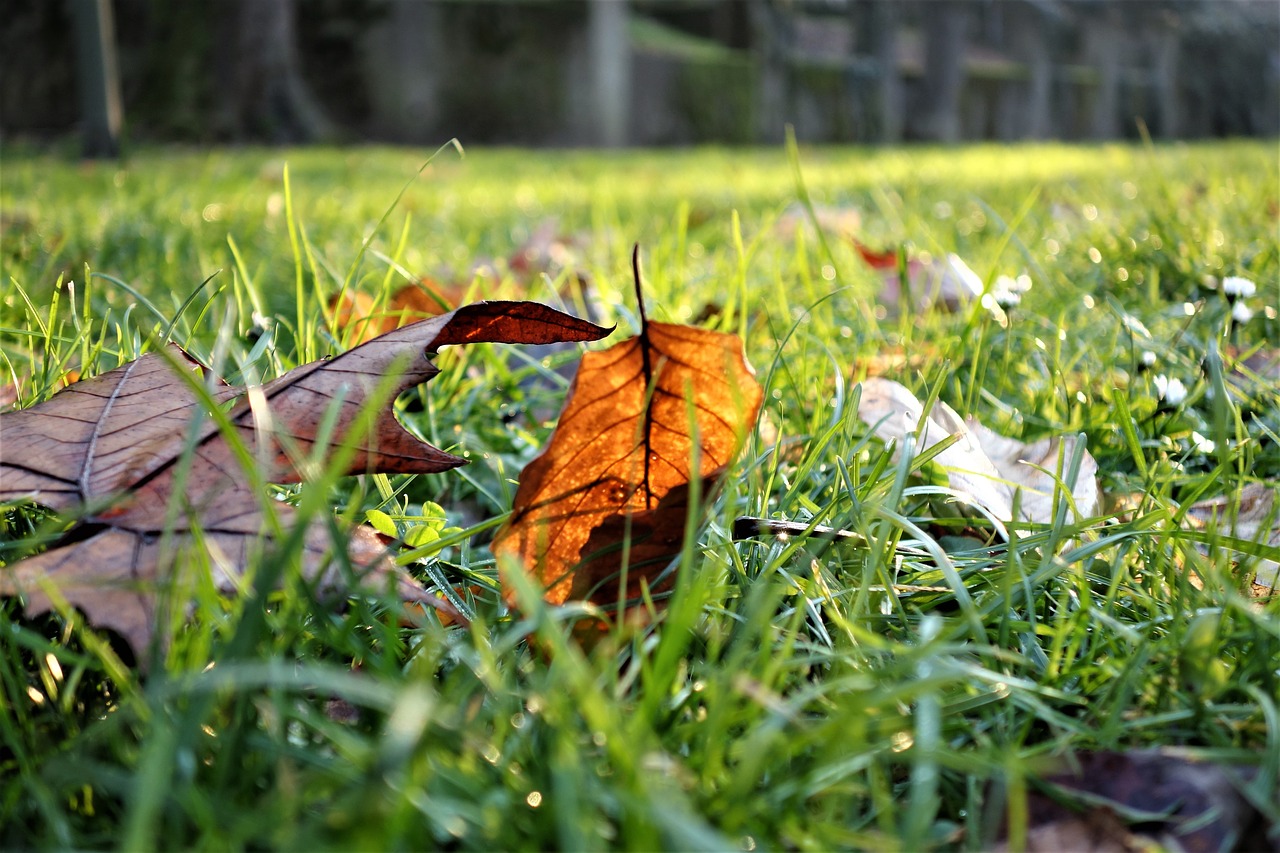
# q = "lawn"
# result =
<box><xmin>1</xmin><ymin>139</ymin><xmax>1278</xmax><ymax>849</ymax></box>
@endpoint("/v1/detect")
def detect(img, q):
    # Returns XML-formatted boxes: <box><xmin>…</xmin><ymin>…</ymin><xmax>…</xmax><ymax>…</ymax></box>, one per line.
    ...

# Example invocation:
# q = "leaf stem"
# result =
<box><xmin>632</xmin><ymin>243</ymin><xmax>648</xmax><ymax>331</ymax></box>
<box><xmin>633</xmin><ymin>244</ymin><xmax>654</xmax><ymax>508</ymax></box>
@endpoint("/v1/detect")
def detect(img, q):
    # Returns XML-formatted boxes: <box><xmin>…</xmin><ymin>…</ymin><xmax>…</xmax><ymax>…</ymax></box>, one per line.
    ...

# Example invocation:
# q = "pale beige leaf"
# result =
<box><xmin>857</xmin><ymin>377</ymin><xmax>1099</xmax><ymax>529</ymax></box>
<box><xmin>965</xmin><ymin>419</ymin><xmax>1100</xmax><ymax>522</ymax></box>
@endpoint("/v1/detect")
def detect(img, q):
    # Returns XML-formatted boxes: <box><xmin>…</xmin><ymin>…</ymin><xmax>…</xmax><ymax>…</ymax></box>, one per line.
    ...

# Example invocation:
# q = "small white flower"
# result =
<box><xmin>1232</xmin><ymin>301</ymin><xmax>1254</xmax><ymax>323</ymax></box>
<box><xmin>994</xmin><ymin>289</ymin><xmax>1022</xmax><ymax>308</ymax></box>
<box><xmin>992</xmin><ymin>274</ymin><xmax>1031</xmax><ymax>308</ymax></box>
<box><xmin>1190</xmin><ymin>431</ymin><xmax>1216</xmax><ymax>455</ymax></box>
<box><xmin>1221</xmin><ymin>276</ymin><xmax>1256</xmax><ymax>299</ymax></box>
<box><xmin>1154</xmin><ymin>374</ymin><xmax>1187</xmax><ymax>406</ymax></box>
<box><xmin>1141</xmin><ymin>350</ymin><xmax>1157</xmax><ymax>368</ymax></box>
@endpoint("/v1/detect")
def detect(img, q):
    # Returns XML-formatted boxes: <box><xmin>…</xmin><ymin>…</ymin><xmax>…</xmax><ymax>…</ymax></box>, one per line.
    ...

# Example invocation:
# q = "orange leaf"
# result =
<box><xmin>852</xmin><ymin>238</ymin><xmax>900</xmax><ymax>270</ymax></box>
<box><xmin>492</xmin><ymin>248</ymin><xmax>762</xmax><ymax>611</ymax></box>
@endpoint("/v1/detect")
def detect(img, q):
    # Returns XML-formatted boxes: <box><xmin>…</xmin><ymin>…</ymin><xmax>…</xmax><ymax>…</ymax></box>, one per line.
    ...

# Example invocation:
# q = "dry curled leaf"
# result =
<box><xmin>0</xmin><ymin>301</ymin><xmax>610</xmax><ymax>657</ymax></box>
<box><xmin>492</xmin><ymin>249</ymin><xmax>763</xmax><ymax>610</ymax></box>
<box><xmin>857</xmin><ymin>377</ymin><xmax>1099</xmax><ymax>533</ymax></box>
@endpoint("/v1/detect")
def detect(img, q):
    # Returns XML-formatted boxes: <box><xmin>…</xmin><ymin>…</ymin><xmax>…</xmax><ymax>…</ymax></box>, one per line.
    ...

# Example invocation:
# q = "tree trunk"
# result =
<box><xmin>218</xmin><ymin>0</ymin><xmax>332</xmax><ymax>143</ymax></box>
<box><xmin>1008</xmin><ymin>1</ymin><xmax>1053</xmax><ymax>140</ymax></box>
<box><xmin>869</xmin><ymin>0</ymin><xmax>903</xmax><ymax>143</ymax></box>
<box><xmin>1150</xmin><ymin>19</ymin><xmax>1180</xmax><ymax>138</ymax></box>
<box><xmin>588</xmin><ymin>0</ymin><xmax>630</xmax><ymax>147</ymax></box>
<box><xmin>68</xmin><ymin>0</ymin><xmax>123</xmax><ymax>158</ymax></box>
<box><xmin>362</xmin><ymin>0</ymin><xmax>443</xmax><ymax>143</ymax></box>
<box><xmin>750</xmin><ymin>0</ymin><xmax>792</xmax><ymax>143</ymax></box>
<box><xmin>917</xmin><ymin>0</ymin><xmax>967</xmax><ymax>142</ymax></box>
<box><xmin>1083</xmin><ymin>4</ymin><xmax>1122</xmax><ymax>139</ymax></box>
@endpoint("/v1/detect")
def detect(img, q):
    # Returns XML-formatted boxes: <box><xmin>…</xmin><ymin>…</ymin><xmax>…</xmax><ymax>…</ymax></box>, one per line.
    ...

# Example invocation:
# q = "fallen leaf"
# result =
<box><xmin>857</xmin><ymin>377</ymin><xmax>1099</xmax><ymax>532</ymax></box>
<box><xmin>0</xmin><ymin>367</ymin><xmax>81</xmax><ymax>412</ymax></box>
<box><xmin>0</xmin><ymin>301</ymin><xmax>610</xmax><ymax>657</ymax></box>
<box><xmin>963</xmin><ymin>417</ymin><xmax>1100</xmax><ymax>527</ymax></box>
<box><xmin>855</xmin><ymin>343</ymin><xmax>941</xmax><ymax>380</ymax></box>
<box><xmin>774</xmin><ymin>203</ymin><xmax>862</xmax><ymax>242</ymax></box>
<box><xmin>1185</xmin><ymin>482</ymin><xmax>1279</xmax><ymax>588</ymax></box>
<box><xmin>853</xmin><ymin>242</ymin><xmax>986</xmax><ymax>316</ymax></box>
<box><xmin>1227</xmin><ymin>345</ymin><xmax>1280</xmax><ymax>394</ymax></box>
<box><xmin>492</xmin><ymin>248</ymin><xmax>763</xmax><ymax>611</ymax></box>
<box><xmin>508</xmin><ymin>218</ymin><xmax>584</xmax><ymax>279</ymax></box>
<box><xmin>999</xmin><ymin>749</ymin><xmax>1269</xmax><ymax>853</ymax></box>
<box><xmin>329</xmin><ymin>278</ymin><xmax>468</xmax><ymax>345</ymax></box>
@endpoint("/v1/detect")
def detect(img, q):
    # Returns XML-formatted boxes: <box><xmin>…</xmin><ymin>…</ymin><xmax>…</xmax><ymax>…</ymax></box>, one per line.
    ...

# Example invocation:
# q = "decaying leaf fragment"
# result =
<box><xmin>0</xmin><ymin>301</ymin><xmax>610</xmax><ymax>657</ymax></box>
<box><xmin>1185</xmin><ymin>482</ymin><xmax>1279</xmax><ymax>588</ymax></box>
<box><xmin>857</xmin><ymin>377</ymin><xmax>1099</xmax><ymax>533</ymax></box>
<box><xmin>998</xmin><ymin>749</ymin><xmax>1269</xmax><ymax>853</ymax></box>
<box><xmin>492</xmin><ymin>249</ymin><xmax>763</xmax><ymax>610</ymax></box>
<box><xmin>329</xmin><ymin>278</ymin><xmax>467</xmax><ymax>345</ymax></box>
<box><xmin>854</xmin><ymin>242</ymin><xmax>986</xmax><ymax>316</ymax></box>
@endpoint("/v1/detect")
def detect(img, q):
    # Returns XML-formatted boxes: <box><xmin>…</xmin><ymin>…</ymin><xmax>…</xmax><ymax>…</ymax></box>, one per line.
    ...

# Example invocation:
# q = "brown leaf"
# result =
<box><xmin>0</xmin><ymin>301</ymin><xmax>610</xmax><ymax>657</ymax></box>
<box><xmin>1000</xmin><ymin>750</ymin><xmax>1269</xmax><ymax>853</ymax></box>
<box><xmin>492</xmin><ymin>249</ymin><xmax>763</xmax><ymax>610</ymax></box>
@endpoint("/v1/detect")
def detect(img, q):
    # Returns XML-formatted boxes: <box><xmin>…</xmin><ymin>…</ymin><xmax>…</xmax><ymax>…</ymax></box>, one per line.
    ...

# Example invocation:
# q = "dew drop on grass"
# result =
<box><xmin>1088</xmin><ymin>247</ymin><xmax>1102</xmax><ymax>263</ymax></box>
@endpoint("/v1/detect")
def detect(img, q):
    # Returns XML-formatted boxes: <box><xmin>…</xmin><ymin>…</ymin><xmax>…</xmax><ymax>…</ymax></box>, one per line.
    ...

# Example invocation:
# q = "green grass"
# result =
<box><xmin>2</xmin><ymin>139</ymin><xmax>1278</xmax><ymax>850</ymax></box>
